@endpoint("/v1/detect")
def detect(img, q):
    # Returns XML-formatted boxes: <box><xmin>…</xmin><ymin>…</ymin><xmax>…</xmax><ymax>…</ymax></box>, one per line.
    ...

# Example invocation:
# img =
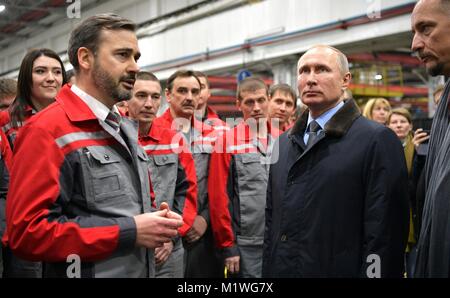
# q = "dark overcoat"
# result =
<box><xmin>262</xmin><ymin>99</ymin><xmax>409</xmax><ymax>278</ymax></box>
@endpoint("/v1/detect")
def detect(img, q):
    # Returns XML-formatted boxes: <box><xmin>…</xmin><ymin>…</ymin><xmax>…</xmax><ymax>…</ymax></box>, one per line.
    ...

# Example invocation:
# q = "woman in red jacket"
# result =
<box><xmin>1</xmin><ymin>48</ymin><xmax>66</xmax><ymax>278</ymax></box>
<box><xmin>3</xmin><ymin>48</ymin><xmax>67</xmax><ymax>147</ymax></box>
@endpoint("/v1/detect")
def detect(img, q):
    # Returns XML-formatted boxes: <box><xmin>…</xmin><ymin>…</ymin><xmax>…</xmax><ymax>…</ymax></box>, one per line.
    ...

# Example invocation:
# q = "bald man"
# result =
<box><xmin>411</xmin><ymin>0</ymin><xmax>450</xmax><ymax>278</ymax></box>
<box><xmin>263</xmin><ymin>45</ymin><xmax>409</xmax><ymax>278</ymax></box>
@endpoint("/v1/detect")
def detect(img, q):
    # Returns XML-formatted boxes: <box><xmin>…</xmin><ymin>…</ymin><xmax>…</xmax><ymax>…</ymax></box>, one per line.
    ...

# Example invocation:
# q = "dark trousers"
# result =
<box><xmin>184</xmin><ymin>228</ymin><xmax>223</xmax><ymax>278</ymax></box>
<box><xmin>405</xmin><ymin>246</ymin><xmax>418</xmax><ymax>278</ymax></box>
<box><xmin>2</xmin><ymin>247</ymin><xmax>42</xmax><ymax>278</ymax></box>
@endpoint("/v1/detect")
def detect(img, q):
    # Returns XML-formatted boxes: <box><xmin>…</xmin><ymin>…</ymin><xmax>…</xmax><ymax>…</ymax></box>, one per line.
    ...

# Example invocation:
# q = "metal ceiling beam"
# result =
<box><xmin>4</xmin><ymin>3</ymin><xmax>66</xmax><ymax>15</ymax></box>
<box><xmin>0</xmin><ymin>31</ymin><xmax>28</xmax><ymax>38</ymax></box>
<box><xmin>0</xmin><ymin>19</ymin><xmax>51</xmax><ymax>29</ymax></box>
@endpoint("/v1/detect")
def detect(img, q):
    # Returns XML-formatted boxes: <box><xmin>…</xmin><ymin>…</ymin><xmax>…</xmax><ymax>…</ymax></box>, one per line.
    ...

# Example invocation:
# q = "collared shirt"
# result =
<box><xmin>71</xmin><ymin>84</ymin><xmax>120</xmax><ymax>122</ymax></box>
<box><xmin>303</xmin><ymin>101</ymin><xmax>344</xmax><ymax>145</ymax></box>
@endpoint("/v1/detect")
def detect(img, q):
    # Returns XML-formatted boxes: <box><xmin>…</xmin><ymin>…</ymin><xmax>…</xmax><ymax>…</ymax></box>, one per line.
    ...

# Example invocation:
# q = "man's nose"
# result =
<box><xmin>128</xmin><ymin>57</ymin><xmax>140</xmax><ymax>74</ymax></box>
<box><xmin>144</xmin><ymin>97</ymin><xmax>153</xmax><ymax>108</ymax></box>
<box><xmin>185</xmin><ymin>91</ymin><xmax>196</xmax><ymax>101</ymax></box>
<box><xmin>411</xmin><ymin>33</ymin><xmax>424</xmax><ymax>54</ymax></box>
<box><xmin>306</xmin><ymin>73</ymin><xmax>317</xmax><ymax>86</ymax></box>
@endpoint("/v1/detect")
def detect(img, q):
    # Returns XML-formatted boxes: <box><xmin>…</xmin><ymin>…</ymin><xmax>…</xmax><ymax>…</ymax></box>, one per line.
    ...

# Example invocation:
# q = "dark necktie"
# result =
<box><xmin>306</xmin><ymin>120</ymin><xmax>321</xmax><ymax>149</ymax></box>
<box><xmin>105</xmin><ymin>111</ymin><xmax>121</xmax><ymax>132</ymax></box>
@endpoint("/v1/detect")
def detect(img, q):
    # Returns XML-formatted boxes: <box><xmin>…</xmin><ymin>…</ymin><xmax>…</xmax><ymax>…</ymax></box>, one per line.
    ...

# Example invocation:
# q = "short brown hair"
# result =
<box><xmin>166</xmin><ymin>70</ymin><xmax>201</xmax><ymax>92</ymax></box>
<box><xmin>269</xmin><ymin>83</ymin><xmax>297</xmax><ymax>108</ymax></box>
<box><xmin>193</xmin><ymin>71</ymin><xmax>209</xmax><ymax>88</ymax></box>
<box><xmin>68</xmin><ymin>14</ymin><xmax>136</xmax><ymax>71</ymax></box>
<box><xmin>0</xmin><ymin>78</ymin><xmax>17</xmax><ymax>99</ymax></box>
<box><xmin>136</xmin><ymin>71</ymin><xmax>160</xmax><ymax>83</ymax></box>
<box><xmin>237</xmin><ymin>77</ymin><xmax>268</xmax><ymax>101</ymax></box>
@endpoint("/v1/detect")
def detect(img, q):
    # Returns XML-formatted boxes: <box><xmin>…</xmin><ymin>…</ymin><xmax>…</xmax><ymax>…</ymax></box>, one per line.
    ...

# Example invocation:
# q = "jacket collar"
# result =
<box><xmin>24</xmin><ymin>105</ymin><xmax>36</xmax><ymax>117</ymax></box>
<box><xmin>290</xmin><ymin>99</ymin><xmax>361</xmax><ymax>138</ymax></box>
<box><xmin>139</xmin><ymin>123</ymin><xmax>163</xmax><ymax>142</ymax></box>
<box><xmin>56</xmin><ymin>84</ymin><xmax>98</xmax><ymax>122</ymax></box>
<box><xmin>205</xmin><ymin>106</ymin><xmax>220</xmax><ymax>120</ymax></box>
<box><xmin>160</xmin><ymin>109</ymin><xmax>214</xmax><ymax>134</ymax></box>
<box><xmin>236</xmin><ymin>119</ymin><xmax>281</xmax><ymax>141</ymax></box>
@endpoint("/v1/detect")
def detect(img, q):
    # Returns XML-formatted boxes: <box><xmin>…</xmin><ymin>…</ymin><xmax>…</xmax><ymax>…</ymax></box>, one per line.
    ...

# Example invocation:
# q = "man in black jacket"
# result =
<box><xmin>262</xmin><ymin>45</ymin><xmax>409</xmax><ymax>278</ymax></box>
<box><xmin>411</xmin><ymin>0</ymin><xmax>450</xmax><ymax>278</ymax></box>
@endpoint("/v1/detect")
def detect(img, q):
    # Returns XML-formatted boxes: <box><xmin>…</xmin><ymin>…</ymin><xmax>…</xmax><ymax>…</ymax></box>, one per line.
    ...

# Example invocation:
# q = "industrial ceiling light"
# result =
<box><xmin>0</xmin><ymin>4</ymin><xmax>6</xmax><ymax>13</ymax></box>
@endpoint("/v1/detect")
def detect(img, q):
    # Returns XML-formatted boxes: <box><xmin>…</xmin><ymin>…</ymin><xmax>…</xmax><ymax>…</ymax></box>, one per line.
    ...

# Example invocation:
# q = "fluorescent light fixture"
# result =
<box><xmin>0</xmin><ymin>5</ymin><xmax>6</xmax><ymax>13</ymax></box>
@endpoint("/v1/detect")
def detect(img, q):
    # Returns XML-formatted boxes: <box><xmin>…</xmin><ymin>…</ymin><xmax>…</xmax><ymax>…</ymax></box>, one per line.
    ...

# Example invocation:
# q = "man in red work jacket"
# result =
<box><xmin>208</xmin><ymin>77</ymin><xmax>281</xmax><ymax>278</ymax></box>
<box><xmin>268</xmin><ymin>83</ymin><xmax>297</xmax><ymax>132</ymax></box>
<box><xmin>127</xmin><ymin>71</ymin><xmax>197</xmax><ymax>277</ymax></box>
<box><xmin>5</xmin><ymin>14</ymin><xmax>182</xmax><ymax>278</ymax></box>
<box><xmin>153</xmin><ymin>70</ymin><xmax>223</xmax><ymax>277</ymax></box>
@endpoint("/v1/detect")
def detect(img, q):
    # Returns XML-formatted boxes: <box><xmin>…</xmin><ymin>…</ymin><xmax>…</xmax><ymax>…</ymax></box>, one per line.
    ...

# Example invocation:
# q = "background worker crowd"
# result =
<box><xmin>126</xmin><ymin>71</ymin><xmax>197</xmax><ymax>277</ymax></box>
<box><xmin>153</xmin><ymin>70</ymin><xmax>223</xmax><ymax>278</ymax></box>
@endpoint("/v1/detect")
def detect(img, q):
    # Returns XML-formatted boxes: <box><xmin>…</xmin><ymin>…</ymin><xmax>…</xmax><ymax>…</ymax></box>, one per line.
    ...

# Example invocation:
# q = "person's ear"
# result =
<box><xmin>77</xmin><ymin>47</ymin><xmax>94</xmax><ymax>71</ymax></box>
<box><xmin>342</xmin><ymin>72</ymin><xmax>352</xmax><ymax>89</ymax></box>
<box><xmin>165</xmin><ymin>88</ymin><xmax>171</xmax><ymax>103</ymax></box>
<box><xmin>235</xmin><ymin>99</ymin><xmax>241</xmax><ymax>111</ymax></box>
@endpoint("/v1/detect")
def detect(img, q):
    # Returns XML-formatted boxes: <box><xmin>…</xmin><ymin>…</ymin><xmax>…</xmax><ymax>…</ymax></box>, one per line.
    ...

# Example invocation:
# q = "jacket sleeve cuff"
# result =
<box><xmin>116</xmin><ymin>217</ymin><xmax>137</xmax><ymax>253</ymax></box>
<box><xmin>222</xmin><ymin>245</ymin><xmax>239</xmax><ymax>259</ymax></box>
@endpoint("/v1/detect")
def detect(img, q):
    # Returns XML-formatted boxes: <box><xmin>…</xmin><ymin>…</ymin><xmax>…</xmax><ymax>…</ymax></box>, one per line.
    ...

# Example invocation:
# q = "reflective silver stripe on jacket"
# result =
<box><xmin>194</xmin><ymin>136</ymin><xmax>217</xmax><ymax>142</ymax></box>
<box><xmin>142</xmin><ymin>143</ymin><xmax>179</xmax><ymax>151</ymax></box>
<box><xmin>227</xmin><ymin>144</ymin><xmax>255</xmax><ymax>152</ymax></box>
<box><xmin>213</xmin><ymin>126</ymin><xmax>230</xmax><ymax>131</ymax></box>
<box><xmin>55</xmin><ymin>131</ymin><xmax>111</xmax><ymax>148</ymax></box>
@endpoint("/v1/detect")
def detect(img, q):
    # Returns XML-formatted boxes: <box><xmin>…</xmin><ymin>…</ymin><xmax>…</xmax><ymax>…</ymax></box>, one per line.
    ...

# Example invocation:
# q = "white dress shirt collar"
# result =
<box><xmin>71</xmin><ymin>84</ymin><xmax>119</xmax><ymax>122</ymax></box>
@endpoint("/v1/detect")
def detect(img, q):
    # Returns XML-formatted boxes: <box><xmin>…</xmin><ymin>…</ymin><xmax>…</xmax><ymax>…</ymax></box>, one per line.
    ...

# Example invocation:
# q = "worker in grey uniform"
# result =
<box><xmin>127</xmin><ymin>71</ymin><xmax>197</xmax><ymax>277</ymax></box>
<box><xmin>153</xmin><ymin>70</ymin><xmax>223</xmax><ymax>277</ymax></box>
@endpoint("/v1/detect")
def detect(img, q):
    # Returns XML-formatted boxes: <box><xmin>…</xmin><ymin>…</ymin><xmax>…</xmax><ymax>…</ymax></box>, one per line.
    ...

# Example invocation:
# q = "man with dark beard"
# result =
<box><xmin>4</xmin><ymin>14</ymin><xmax>182</xmax><ymax>278</ymax></box>
<box><xmin>411</xmin><ymin>0</ymin><xmax>450</xmax><ymax>277</ymax></box>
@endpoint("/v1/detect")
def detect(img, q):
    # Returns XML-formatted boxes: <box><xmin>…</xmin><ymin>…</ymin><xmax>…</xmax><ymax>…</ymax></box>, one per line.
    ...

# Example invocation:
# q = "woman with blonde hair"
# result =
<box><xmin>362</xmin><ymin>97</ymin><xmax>391</xmax><ymax>125</ymax></box>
